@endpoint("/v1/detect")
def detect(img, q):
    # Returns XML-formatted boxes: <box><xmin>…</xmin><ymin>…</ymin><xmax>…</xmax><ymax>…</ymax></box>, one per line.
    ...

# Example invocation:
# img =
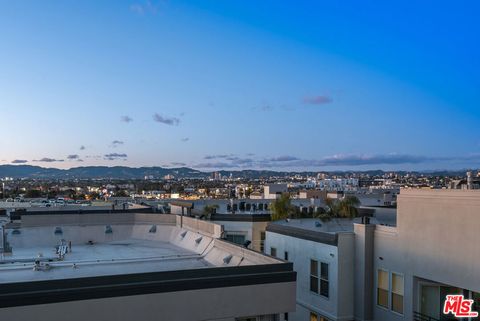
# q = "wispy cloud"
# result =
<box><xmin>104</xmin><ymin>153</ymin><xmax>128</xmax><ymax>161</ymax></box>
<box><xmin>194</xmin><ymin>162</ymin><xmax>240</xmax><ymax>169</ymax></box>
<box><xmin>67</xmin><ymin>154</ymin><xmax>84</xmax><ymax>162</ymax></box>
<box><xmin>11</xmin><ymin>159</ymin><xmax>28</xmax><ymax>164</ymax></box>
<box><xmin>130</xmin><ymin>0</ymin><xmax>159</xmax><ymax>15</ymax></box>
<box><xmin>111</xmin><ymin>140</ymin><xmax>124</xmax><ymax>147</ymax></box>
<box><xmin>33</xmin><ymin>158</ymin><xmax>64</xmax><ymax>163</ymax></box>
<box><xmin>193</xmin><ymin>153</ymin><xmax>480</xmax><ymax>169</ymax></box>
<box><xmin>120</xmin><ymin>115</ymin><xmax>133</xmax><ymax>123</ymax></box>
<box><xmin>171</xmin><ymin>162</ymin><xmax>186</xmax><ymax>166</ymax></box>
<box><xmin>303</xmin><ymin>95</ymin><xmax>333</xmax><ymax>105</ymax></box>
<box><xmin>204</xmin><ymin>154</ymin><xmax>233</xmax><ymax>160</ymax></box>
<box><xmin>181</xmin><ymin>137</ymin><xmax>189</xmax><ymax>142</ymax></box>
<box><xmin>195</xmin><ymin>157</ymin><xmax>254</xmax><ymax>168</ymax></box>
<box><xmin>254</xmin><ymin>104</ymin><xmax>274</xmax><ymax>112</ymax></box>
<box><xmin>268</xmin><ymin>155</ymin><xmax>299</xmax><ymax>162</ymax></box>
<box><xmin>153</xmin><ymin>113</ymin><xmax>180</xmax><ymax>126</ymax></box>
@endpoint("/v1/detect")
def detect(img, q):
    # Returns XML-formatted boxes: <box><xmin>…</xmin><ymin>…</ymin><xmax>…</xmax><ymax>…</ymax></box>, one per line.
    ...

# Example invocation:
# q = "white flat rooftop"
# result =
<box><xmin>0</xmin><ymin>238</ymin><xmax>210</xmax><ymax>284</ymax></box>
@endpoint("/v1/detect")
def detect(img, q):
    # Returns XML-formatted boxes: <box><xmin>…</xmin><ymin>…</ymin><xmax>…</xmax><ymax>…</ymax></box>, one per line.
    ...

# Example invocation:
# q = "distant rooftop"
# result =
<box><xmin>273</xmin><ymin>218</ymin><xmax>358</xmax><ymax>234</ymax></box>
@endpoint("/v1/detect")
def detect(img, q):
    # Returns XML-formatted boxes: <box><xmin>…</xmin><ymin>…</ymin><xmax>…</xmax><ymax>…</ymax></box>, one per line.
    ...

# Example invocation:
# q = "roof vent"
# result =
<box><xmin>11</xmin><ymin>229</ymin><xmax>21</xmax><ymax>235</ymax></box>
<box><xmin>223</xmin><ymin>254</ymin><xmax>233</xmax><ymax>264</ymax></box>
<box><xmin>149</xmin><ymin>225</ymin><xmax>157</xmax><ymax>233</ymax></box>
<box><xmin>105</xmin><ymin>225</ymin><xmax>113</xmax><ymax>234</ymax></box>
<box><xmin>195</xmin><ymin>236</ymin><xmax>203</xmax><ymax>244</ymax></box>
<box><xmin>54</xmin><ymin>227</ymin><xmax>63</xmax><ymax>235</ymax></box>
<box><xmin>180</xmin><ymin>231</ymin><xmax>188</xmax><ymax>238</ymax></box>
<box><xmin>315</xmin><ymin>221</ymin><xmax>322</xmax><ymax>227</ymax></box>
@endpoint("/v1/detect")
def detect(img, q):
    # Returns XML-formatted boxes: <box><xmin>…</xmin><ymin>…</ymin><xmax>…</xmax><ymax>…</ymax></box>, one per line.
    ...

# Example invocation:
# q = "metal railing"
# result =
<box><xmin>413</xmin><ymin>311</ymin><xmax>440</xmax><ymax>321</ymax></box>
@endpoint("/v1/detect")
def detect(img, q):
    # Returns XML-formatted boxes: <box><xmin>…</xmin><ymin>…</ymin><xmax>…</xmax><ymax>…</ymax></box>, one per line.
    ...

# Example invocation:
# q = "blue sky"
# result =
<box><xmin>0</xmin><ymin>0</ymin><xmax>479</xmax><ymax>171</ymax></box>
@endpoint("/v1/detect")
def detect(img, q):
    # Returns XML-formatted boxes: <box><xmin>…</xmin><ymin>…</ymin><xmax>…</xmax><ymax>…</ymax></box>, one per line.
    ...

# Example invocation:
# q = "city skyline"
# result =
<box><xmin>1</xmin><ymin>1</ymin><xmax>479</xmax><ymax>170</ymax></box>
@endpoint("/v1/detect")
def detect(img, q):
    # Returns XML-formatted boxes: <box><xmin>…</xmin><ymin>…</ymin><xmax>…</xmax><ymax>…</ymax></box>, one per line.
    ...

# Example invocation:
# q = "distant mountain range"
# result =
<box><xmin>0</xmin><ymin>165</ymin><xmax>472</xmax><ymax>180</ymax></box>
<box><xmin>0</xmin><ymin>165</ymin><xmax>205</xmax><ymax>179</ymax></box>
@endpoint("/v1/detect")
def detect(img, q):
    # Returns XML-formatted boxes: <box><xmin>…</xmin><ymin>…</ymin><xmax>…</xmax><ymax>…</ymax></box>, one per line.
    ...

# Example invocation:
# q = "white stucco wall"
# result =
<box><xmin>373</xmin><ymin>189</ymin><xmax>480</xmax><ymax>321</ymax></box>
<box><xmin>265</xmin><ymin>230</ymin><xmax>354</xmax><ymax>321</ymax></box>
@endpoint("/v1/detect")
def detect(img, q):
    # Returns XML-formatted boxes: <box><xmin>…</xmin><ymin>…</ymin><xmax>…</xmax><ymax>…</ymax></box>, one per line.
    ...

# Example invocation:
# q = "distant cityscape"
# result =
<box><xmin>1</xmin><ymin>165</ymin><xmax>479</xmax><ymax>203</ymax></box>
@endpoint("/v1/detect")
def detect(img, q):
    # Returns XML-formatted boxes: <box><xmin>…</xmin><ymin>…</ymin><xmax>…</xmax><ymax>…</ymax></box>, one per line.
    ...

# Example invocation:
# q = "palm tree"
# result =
<box><xmin>270</xmin><ymin>193</ymin><xmax>296</xmax><ymax>221</ymax></box>
<box><xmin>320</xmin><ymin>196</ymin><xmax>360</xmax><ymax>221</ymax></box>
<box><xmin>337</xmin><ymin>196</ymin><xmax>360</xmax><ymax>218</ymax></box>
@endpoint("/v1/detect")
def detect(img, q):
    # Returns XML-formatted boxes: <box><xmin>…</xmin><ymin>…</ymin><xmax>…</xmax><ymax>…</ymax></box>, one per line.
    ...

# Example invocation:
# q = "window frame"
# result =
<box><xmin>319</xmin><ymin>262</ymin><xmax>329</xmax><ymax>298</ymax></box>
<box><xmin>376</xmin><ymin>268</ymin><xmax>390</xmax><ymax>310</ymax></box>
<box><xmin>310</xmin><ymin>259</ymin><xmax>329</xmax><ymax>299</ymax></box>
<box><xmin>390</xmin><ymin>271</ymin><xmax>404</xmax><ymax>316</ymax></box>
<box><xmin>310</xmin><ymin>259</ymin><xmax>319</xmax><ymax>294</ymax></box>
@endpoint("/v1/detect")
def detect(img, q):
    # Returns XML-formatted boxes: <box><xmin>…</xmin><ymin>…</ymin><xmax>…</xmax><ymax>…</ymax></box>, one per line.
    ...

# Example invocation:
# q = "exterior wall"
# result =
<box><xmin>218</xmin><ymin>220</ymin><xmax>253</xmax><ymax>244</ymax></box>
<box><xmin>373</xmin><ymin>189</ymin><xmax>480</xmax><ymax>321</ymax></box>
<box><xmin>20</xmin><ymin>213</ymin><xmax>176</xmax><ymax>228</ymax></box>
<box><xmin>213</xmin><ymin>220</ymin><xmax>268</xmax><ymax>252</ymax></box>
<box><xmin>251</xmin><ymin>221</ymin><xmax>269</xmax><ymax>252</ymax></box>
<box><xmin>178</xmin><ymin>215</ymin><xmax>223</xmax><ymax>238</ymax></box>
<box><xmin>298</xmin><ymin>190</ymin><xmax>327</xmax><ymax>200</ymax></box>
<box><xmin>353</xmin><ymin>223</ymin><xmax>375</xmax><ymax>321</ymax></box>
<box><xmin>264</xmin><ymin>184</ymin><xmax>287</xmax><ymax>199</ymax></box>
<box><xmin>265</xmin><ymin>230</ymin><xmax>355</xmax><ymax>321</ymax></box>
<box><xmin>396</xmin><ymin>190</ymin><xmax>480</xmax><ymax>292</ymax></box>
<box><xmin>0</xmin><ymin>282</ymin><xmax>296</xmax><ymax>321</ymax></box>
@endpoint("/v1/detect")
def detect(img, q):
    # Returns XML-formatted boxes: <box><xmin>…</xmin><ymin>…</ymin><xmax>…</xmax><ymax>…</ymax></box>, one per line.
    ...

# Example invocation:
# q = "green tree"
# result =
<box><xmin>24</xmin><ymin>189</ymin><xmax>42</xmax><ymax>198</ymax></box>
<box><xmin>321</xmin><ymin>196</ymin><xmax>360</xmax><ymax>221</ymax></box>
<box><xmin>270</xmin><ymin>193</ymin><xmax>296</xmax><ymax>221</ymax></box>
<box><xmin>115</xmin><ymin>190</ymin><xmax>129</xmax><ymax>197</ymax></box>
<box><xmin>203</xmin><ymin>204</ymin><xmax>219</xmax><ymax>219</ymax></box>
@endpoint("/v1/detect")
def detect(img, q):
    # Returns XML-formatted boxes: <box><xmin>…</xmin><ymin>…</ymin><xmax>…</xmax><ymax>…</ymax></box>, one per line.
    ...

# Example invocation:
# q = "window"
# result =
<box><xmin>284</xmin><ymin>251</ymin><xmax>289</xmax><ymax>261</ymax></box>
<box><xmin>309</xmin><ymin>312</ymin><xmax>329</xmax><ymax>321</ymax></box>
<box><xmin>391</xmin><ymin>273</ymin><xmax>404</xmax><ymax>314</ymax></box>
<box><xmin>310</xmin><ymin>259</ymin><xmax>329</xmax><ymax>298</ymax></box>
<box><xmin>377</xmin><ymin>270</ymin><xmax>389</xmax><ymax>308</ymax></box>
<box><xmin>284</xmin><ymin>312</ymin><xmax>288</xmax><ymax>320</ymax></box>
<box><xmin>310</xmin><ymin>259</ymin><xmax>319</xmax><ymax>293</ymax></box>
<box><xmin>260</xmin><ymin>232</ymin><xmax>266</xmax><ymax>253</ymax></box>
<box><xmin>320</xmin><ymin>262</ymin><xmax>329</xmax><ymax>298</ymax></box>
<box><xmin>270</xmin><ymin>247</ymin><xmax>277</xmax><ymax>257</ymax></box>
<box><xmin>225</xmin><ymin>234</ymin><xmax>246</xmax><ymax>245</ymax></box>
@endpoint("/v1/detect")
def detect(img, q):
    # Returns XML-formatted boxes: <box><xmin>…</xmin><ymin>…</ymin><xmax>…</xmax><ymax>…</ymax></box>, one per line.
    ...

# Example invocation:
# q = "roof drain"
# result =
<box><xmin>223</xmin><ymin>254</ymin><xmax>233</xmax><ymax>264</ymax></box>
<box><xmin>54</xmin><ymin>227</ymin><xmax>63</xmax><ymax>235</ymax></box>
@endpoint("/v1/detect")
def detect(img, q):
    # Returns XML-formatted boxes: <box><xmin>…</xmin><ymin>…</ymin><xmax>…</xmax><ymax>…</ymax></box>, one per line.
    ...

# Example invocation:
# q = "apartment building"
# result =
<box><xmin>265</xmin><ymin>189</ymin><xmax>480</xmax><ymax>321</ymax></box>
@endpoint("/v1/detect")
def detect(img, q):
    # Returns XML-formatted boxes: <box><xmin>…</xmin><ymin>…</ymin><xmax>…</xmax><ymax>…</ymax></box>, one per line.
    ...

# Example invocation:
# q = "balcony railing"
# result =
<box><xmin>413</xmin><ymin>311</ymin><xmax>440</xmax><ymax>321</ymax></box>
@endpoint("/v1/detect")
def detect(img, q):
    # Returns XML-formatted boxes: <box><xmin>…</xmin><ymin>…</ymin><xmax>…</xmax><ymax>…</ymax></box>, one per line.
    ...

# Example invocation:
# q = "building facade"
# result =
<box><xmin>266</xmin><ymin>189</ymin><xmax>480</xmax><ymax>321</ymax></box>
